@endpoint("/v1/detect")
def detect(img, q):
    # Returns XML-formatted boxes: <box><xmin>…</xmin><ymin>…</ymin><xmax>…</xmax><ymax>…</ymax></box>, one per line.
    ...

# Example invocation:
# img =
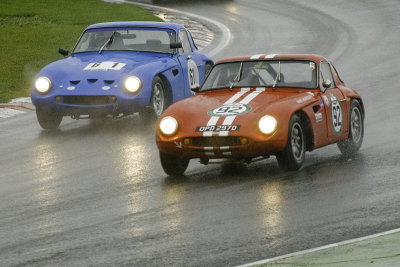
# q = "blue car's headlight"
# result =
<box><xmin>258</xmin><ymin>115</ymin><xmax>277</xmax><ymax>135</ymax></box>
<box><xmin>124</xmin><ymin>76</ymin><xmax>142</xmax><ymax>94</ymax></box>
<box><xmin>34</xmin><ymin>76</ymin><xmax>52</xmax><ymax>94</ymax></box>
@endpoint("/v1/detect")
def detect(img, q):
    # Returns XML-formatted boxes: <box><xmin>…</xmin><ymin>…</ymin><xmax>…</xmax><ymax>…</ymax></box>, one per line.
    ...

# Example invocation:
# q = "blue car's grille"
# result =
<box><xmin>62</xmin><ymin>96</ymin><xmax>110</xmax><ymax>105</ymax></box>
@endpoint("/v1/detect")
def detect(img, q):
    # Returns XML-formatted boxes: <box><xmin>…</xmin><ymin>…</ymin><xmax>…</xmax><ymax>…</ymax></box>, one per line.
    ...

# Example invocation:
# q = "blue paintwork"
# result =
<box><xmin>31</xmin><ymin>22</ymin><xmax>212</xmax><ymax>118</ymax></box>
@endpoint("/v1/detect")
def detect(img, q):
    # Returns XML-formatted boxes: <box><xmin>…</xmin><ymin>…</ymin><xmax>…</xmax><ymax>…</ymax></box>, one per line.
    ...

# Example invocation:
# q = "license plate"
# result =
<box><xmin>195</xmin><ymin>125</ymin><xmax>241</xmax><ymax>132</ymax></box>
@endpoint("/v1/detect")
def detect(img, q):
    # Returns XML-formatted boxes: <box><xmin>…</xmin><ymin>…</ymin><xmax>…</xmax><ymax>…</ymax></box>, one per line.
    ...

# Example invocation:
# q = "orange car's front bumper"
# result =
<box><xmin>156</xmin><ymin>134</ymin><xmax>287</xmax><ymax>159</ymax></box>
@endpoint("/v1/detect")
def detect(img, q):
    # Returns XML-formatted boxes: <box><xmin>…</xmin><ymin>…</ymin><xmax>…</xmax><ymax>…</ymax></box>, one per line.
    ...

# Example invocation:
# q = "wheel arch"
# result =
<box><xmin>352</xmin><ymin>97</ymin><xmax>365</xmax><ymax>120</ymax></box>
<box><xmin>294</xmin><ymin>110</ymin><xmax>314</xmax><ymax>152</ymax></box>
<box><xmin>151</xmin><ymin>74</ymin><xmax>172</xmax><ymax>107</ymax></box>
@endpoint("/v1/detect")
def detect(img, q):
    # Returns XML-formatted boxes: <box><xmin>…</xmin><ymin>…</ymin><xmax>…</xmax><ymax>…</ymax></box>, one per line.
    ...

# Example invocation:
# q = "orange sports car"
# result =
<box><xmin>156</xmin><ymin>54</ymin><xmax>364</xmax><ymax>175</ymax></box>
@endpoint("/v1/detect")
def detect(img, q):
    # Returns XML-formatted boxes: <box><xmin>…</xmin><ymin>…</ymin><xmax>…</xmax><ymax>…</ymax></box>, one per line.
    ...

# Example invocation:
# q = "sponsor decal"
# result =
<box><xmin>208</xmin><ymin>103</ymin><xmax>251</xmax><ymax>117</ymax></box>
<box><xmin>315</xmin><ymin>112</ymin><xmax>323</xmax><ymax>122</ymax></box>
<box><xmin>296</xmin><ymin>92</ymin><xmax>314</xmax><ymax>104</ymax></box>
<box><xmin>196</xmin><ymin>125</ymin><xmax>240</xmax><ymax>132</ymax></box>
<box><xmin>329</xmin><ymin>93</ymin><xmax>343</xmax><ymax>136</ymax></box>
<box><xmin>323</xmin><ymin>95</ymin><xmax>329</xmax><ymax>106</ymax></box>
<box><xmin>84</xmin><ymin>61</ymin><xmax>126</xmax><ymax>71</ymax></box>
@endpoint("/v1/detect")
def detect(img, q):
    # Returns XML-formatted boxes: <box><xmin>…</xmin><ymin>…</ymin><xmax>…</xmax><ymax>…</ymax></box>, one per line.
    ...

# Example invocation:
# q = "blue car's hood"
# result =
<box><xmin>38</xmin><ymin>51</ymin><xmax>176</xmax><ymax>81</ymax></box>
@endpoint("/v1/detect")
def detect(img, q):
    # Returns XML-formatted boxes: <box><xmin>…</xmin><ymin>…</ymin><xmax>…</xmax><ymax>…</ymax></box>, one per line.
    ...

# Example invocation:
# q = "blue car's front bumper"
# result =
<box><xmin>32</xmin><ymin>94</ymin><xmax>148</xmax><ymax>117</ymax></box>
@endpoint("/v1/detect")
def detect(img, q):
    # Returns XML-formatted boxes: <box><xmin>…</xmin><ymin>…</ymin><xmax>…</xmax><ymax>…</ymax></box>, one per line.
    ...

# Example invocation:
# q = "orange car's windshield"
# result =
<box><xmin>201</xmin><ymin>60</ymin><xmax>318</xmax><ymax>91</ymax></box>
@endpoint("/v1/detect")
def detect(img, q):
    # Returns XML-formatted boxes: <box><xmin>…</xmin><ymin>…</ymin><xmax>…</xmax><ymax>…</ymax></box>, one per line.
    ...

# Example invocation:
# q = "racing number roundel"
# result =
<box><xmin>208</xmin><ymin>103</ymin><xmax>251</xmax><ymax>117</ymax></box>
<box><xmin>187</xmin><ymin>58</ymin><xmax>199</xmax><ymax>90</ymax></box>
<box><xmin>330</xmin><ymin>93</ymin><xmax>343</xmax><ymax>136</ymax></box>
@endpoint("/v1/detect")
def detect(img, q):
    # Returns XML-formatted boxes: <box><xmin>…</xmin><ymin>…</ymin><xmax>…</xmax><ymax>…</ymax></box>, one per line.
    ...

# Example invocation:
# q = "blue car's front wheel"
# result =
<box><xmin>36</xmin><ymin>107</ymin><xmax>62</xmax><ymax>130</ymax></box>
<box><xmin>140</xmin><ymin>76</ymin><xmax>171</xmax><ymax>124</ymax></box>
<box><xmin>151</xmin><ymin>76</ymin><xmax>169</xmax><ymax>117</ymax></box>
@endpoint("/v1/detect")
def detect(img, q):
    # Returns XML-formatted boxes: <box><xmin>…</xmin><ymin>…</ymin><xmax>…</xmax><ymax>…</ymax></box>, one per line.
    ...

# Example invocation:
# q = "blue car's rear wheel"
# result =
<box><xmin>36</xmin><ymin>108</ymin><xmax>62</xmax><ymax>130</ymax></box>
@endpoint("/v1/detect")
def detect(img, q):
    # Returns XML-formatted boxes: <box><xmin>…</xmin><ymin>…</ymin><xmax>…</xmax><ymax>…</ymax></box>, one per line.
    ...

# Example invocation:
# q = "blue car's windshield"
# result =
<box><xmin>73</xmin><ymin>27</ymin><xmax>177</xmax><ymax>54</ymax></box>
<box><xmin>201</xmin><ymin>60</ymin><xmax>318</xmax><ymax>91</ymax></box>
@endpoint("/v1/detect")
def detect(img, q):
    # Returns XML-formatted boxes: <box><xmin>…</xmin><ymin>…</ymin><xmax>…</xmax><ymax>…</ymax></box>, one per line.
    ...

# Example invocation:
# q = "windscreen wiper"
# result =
<box><xmin>99</xmin><ymin>32</ymin><xmax>116</xmax><ymax>54</ymax></box>
<box><xmin>230</xmin><ymin>62</ymin><xmax>243</xmax><ymax>89</ymax></box>
<box><xmin>272</xmin><ymin>60</ymin><xmax>281</xmax><ymax>88</ymax></box>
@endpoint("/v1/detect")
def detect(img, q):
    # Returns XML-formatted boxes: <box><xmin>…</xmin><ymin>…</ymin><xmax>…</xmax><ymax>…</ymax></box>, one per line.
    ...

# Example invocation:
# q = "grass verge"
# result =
<box><xmin>0</xmin><ymin>0</ymin><xmax>161</xmax><ymax>103</ymax></box>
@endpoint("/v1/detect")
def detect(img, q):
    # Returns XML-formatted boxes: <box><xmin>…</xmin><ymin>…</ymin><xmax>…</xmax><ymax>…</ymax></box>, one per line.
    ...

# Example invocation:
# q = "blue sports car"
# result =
<box><xmin>31</xmin><ymin>21</ymin><xmax>213</xmax><ymax>129</ymax></box>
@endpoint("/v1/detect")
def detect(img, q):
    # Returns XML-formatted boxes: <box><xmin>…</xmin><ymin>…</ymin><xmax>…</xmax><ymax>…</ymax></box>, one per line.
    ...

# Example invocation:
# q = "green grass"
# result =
<box><xmin>0</xmin><ymin>0</ymin><xmax>161</xmax><ymax>103</ymax></box>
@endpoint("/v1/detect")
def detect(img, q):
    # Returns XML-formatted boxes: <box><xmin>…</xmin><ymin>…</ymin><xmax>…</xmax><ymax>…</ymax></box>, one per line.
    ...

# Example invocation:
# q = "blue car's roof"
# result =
<box><xmin>85</xmin><ymin>21</ymin><xmax>186</xmax><ymax>31</ymax></box>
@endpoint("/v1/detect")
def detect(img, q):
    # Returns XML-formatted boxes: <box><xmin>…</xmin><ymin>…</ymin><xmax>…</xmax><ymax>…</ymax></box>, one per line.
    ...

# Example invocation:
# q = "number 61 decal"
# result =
<box><xmin>187</xmin><ymin>58</ymin><xmax>199</xmax><ymax>90</ymax></box>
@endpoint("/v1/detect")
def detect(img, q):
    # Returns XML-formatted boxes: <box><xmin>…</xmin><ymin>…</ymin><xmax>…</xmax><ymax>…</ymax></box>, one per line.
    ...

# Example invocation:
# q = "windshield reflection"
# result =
<box><xmin>201</xmin><ymin>60</ymin><xmax>318</xmax><ymax>91</ymax></box>
<box><xmin>73</xmin><ymin>28</ymin><xmax>177</xmax><ymax>54</ymax></box>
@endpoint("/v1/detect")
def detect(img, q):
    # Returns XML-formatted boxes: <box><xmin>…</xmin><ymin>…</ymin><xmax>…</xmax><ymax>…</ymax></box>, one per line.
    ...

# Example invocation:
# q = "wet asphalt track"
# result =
<box><xmin>1</xmin><ymin>0</ymin><xmax>400</xmax><ymax>266</ymax></box>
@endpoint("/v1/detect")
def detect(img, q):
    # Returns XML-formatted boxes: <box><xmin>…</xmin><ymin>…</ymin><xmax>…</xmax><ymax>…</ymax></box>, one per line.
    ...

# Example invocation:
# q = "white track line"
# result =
<box><xmin>237</xmin><ymin>227</ymin><xmax>400</xmax><ymax>266</ymax></box>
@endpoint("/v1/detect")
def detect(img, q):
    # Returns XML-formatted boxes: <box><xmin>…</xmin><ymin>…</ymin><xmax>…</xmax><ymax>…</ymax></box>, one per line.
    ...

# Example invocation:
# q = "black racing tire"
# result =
<box><xmin>151</xmin><ymin>76</ymin><xmax>170</xmax><ymax>117</ymax></box>
<box><xmin>276</xmin><ymin>114</ymin><xmax>306</xmax><ymax>171</ymax></box>
<box><xmin>160</xmin><ymin>151</ymin><xmax>189</xmax><ymax>176</ymax></box>
<box><xmin>36</xmin><ymin>108</ymin><xmax>62</xmax><ymax>130</ymax></box>
<box><xmin>337</xmin><ymin>99</ymin><xmax>364</xmax><ymax>156</ymax></box>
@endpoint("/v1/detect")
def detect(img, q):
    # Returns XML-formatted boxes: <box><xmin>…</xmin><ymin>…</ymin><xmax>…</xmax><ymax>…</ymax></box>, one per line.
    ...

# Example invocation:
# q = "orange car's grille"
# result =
<box><xmin>63</xmin><ymin>96</ymin><xmax>110</xmax><ymax>105</ymax></box>
<box><xmin>192</xmin><ymin>136</ymin><xmax>242</xmax><ymax>147</ymax></box>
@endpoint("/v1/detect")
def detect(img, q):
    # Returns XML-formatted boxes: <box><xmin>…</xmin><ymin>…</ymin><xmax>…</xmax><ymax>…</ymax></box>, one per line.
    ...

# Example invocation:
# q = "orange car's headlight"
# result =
<box><xmin>258</xmin><ymin>115</ymin><xmax>277</xmax><ymax>135</ymax></box>
<box><xmin>159</xmin><ymin>116</ymin><xmax>178</xmax><ymax>136</ymax></box>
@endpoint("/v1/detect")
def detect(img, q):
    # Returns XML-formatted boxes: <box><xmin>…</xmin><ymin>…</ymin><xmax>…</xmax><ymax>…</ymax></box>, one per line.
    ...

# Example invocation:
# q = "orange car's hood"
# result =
<box><xmin>162</xmin><ymin>87</ymin><xmax>318</xmax><ymax>135</ymax></box>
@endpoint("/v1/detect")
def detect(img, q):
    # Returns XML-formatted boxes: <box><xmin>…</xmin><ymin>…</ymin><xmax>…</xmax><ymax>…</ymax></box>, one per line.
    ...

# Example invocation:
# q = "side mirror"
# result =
<box><xmin>58</xmin><ymin>48</ymin><xmax>69</xmax><ymax>57</ymax></box>
<box><xmin>191</xmin><ymin>86</ymin><xmax>201</xmax><ymax>94</ymax></box>
<box><xmin>170</xmin><ymin>42</ymin><xmax>183</xmax><ymax>49</ymax></box>
<box><xmin>322</xmin><ymin>80</ymin><xmax>332</xmax><ymax>89</ymax></box>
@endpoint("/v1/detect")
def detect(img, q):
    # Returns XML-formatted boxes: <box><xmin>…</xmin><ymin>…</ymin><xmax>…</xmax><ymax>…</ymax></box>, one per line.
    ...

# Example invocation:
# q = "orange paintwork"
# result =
<box><xmin>156</xmin><ymin>54</ymin><xmax>363</xmax><ymax>161</ymax></box>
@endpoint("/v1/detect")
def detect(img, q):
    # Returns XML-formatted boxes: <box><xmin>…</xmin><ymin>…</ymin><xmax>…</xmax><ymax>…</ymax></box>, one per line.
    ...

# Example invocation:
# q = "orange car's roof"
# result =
<box><xmin>216</xmin><ymin>54</ymin><xmax>328</xmax><ymax>64</ymax></box>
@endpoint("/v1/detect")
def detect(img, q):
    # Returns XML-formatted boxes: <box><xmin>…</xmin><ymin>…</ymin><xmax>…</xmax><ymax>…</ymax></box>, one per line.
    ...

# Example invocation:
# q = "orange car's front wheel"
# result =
<box><xmin>276</xmin><ymin>114</ymin><xmax>306</xmax><ymax>171</ymax></box>
<box><xmin>160</xmin><ymin>152</ymin><xmax>189</xmax><ymax>176</ymax></box>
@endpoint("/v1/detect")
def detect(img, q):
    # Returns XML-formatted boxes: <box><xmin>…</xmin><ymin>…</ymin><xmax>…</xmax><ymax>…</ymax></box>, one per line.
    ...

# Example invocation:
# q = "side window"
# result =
<box><xmin>320</xmin><ymin>62</ymin><xmax>335</xmax><ymax>89</ymax></box>
<box><xmin>179</xmin><ymin>30</ymin><xmax>193</xmax><ymax>54</ymax></box>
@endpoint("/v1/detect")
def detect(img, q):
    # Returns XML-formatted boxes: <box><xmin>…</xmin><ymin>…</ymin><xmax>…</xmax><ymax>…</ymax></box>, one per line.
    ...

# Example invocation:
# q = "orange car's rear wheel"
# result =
<box><xmin>337</xmin><ymin>99</ymin><xmax>364</xmax><ymax>156</ymax></box>
<box><xmin>160</xmin><ymin>152</ymin><xmax>189</xmax><ymax>176</ymax></box>
<box><xmin>276</xmin><ymin>114</ymin><xmax>305</xmax><ymax>171</ymax></box>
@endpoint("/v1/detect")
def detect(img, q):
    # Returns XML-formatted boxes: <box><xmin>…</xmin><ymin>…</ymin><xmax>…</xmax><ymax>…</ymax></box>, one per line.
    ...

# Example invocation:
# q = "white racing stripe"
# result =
<box><xmin>219</xmin><ymin>87</ymin><xmax>265</xmax><ymax>136</ymax></box>
<box><xmin>265</xmin><ymin>54</ymin><xmax>277</xmax><ymax>59</ymax></box>
<box><xmin>203</xmin><ymin>90</ymin><xmax>248</xmax><ymax>137</ymax></box>
<box><xmin>250</xmin><ymin>54</ymin><xmax>265</xmax><ymax>59</ymax></box>
<box><xmin>201</xmin><ymin>87</ymin><xmax>265</xmax><ymax>156</ymax></box>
